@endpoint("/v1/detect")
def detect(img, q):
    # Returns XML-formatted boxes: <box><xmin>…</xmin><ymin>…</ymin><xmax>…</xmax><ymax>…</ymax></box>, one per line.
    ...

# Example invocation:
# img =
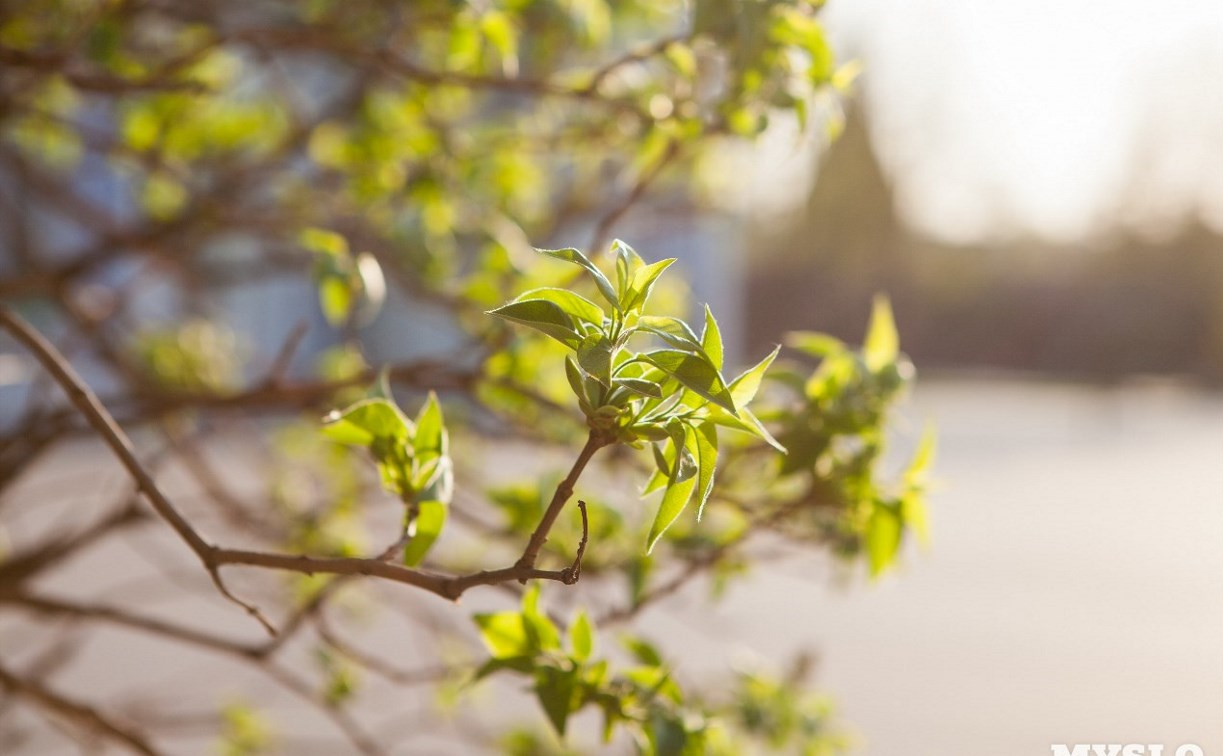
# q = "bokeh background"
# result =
<box><xmin>730</xmin><ymin>1</ymin><xmax>1223</xmax><ymax>751</ymax></box>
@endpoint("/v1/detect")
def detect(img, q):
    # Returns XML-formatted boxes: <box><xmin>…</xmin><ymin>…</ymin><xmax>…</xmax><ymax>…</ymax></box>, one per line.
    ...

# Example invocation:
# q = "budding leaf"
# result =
<box><xmin>622</xmin><ymin>258</ymin><xmax>677</xmax><ymax>312</ymax></box>
<box><xmin>642</xmin><ymin>349</ymin><xmax>736</xmax><ymax>414</ymax></box>
<box><xmin>513</xmin><ymin>287</ymin><xmax>606</xmax><ymax>327</ymax></box>
<box><xmin>402</xmin><ymin>499</ymin><xmax>445</xmax><ymax>566</ymax></box>
<box><xmin>322</xmin><ymin>398</ymin><xmax>412</xmax><ymax>446</ymax></box>
<box><xmin>536</xmin><ymin>247</ymin><xmax>620</xmax><ymax>311</ymax></box>
<box><xmin>488</xmin><ymin>299</ymin><xmax>582</xmax><ymax>347</ymax></box>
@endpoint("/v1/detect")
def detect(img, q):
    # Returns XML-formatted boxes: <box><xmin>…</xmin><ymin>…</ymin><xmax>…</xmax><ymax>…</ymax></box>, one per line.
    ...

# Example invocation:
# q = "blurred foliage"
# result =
<box><xmin>0</xmin><ymin>1</ymin><xmax>932</xmax><ymax>753</ymax></box>
<box><xmin>472</xmin><ymin>587</ymin><xmax>850</xmax><ymax>754</ymax></box>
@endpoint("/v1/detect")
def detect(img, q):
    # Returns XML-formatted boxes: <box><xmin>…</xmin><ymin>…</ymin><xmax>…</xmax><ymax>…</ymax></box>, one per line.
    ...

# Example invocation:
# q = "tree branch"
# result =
<box><xmin>514</xmin><ymin>432</ymin><xmax>608</xmax><ymax>576</ymax></box>
<box><xmin>0</xmin><ymin>662</ymin><xmax>160</xmax><ymax>755</ymax></box>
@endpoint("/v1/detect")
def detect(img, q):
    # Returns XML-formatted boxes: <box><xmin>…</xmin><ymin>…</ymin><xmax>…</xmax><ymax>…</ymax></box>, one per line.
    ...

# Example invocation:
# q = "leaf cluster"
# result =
<box><xmin>488</xmin><ymin>242</ymin><xmax>780</xmax><ymax>552</ymax></box>
<box><xmin>321</xmin><ymin>391</ymin><xmax>453</xmax><ymax>565</ymax></box>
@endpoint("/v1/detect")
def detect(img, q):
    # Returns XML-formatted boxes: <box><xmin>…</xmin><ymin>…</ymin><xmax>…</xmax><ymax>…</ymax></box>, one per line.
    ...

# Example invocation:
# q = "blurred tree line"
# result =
<box><xmin>749</xmin><ymin>106</ymin><xmax>1223</xmax><ymax>382</ymax></box>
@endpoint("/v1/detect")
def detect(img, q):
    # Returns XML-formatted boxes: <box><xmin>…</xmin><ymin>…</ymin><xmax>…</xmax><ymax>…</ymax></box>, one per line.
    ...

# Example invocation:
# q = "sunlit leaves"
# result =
<box><xmin>641</xmin><ymin>349</ymin><xmax>736</xmax><ymax>413</ymax></box>
<box><xmin>488</xmin><ymin>299</ymin><xmax>584</xmax><ymax>347</ymax></box>
<box><xmin>536</xmin><ymin>247</ymin><xmax>620</xmax><ymax>310</ymax></box>
<box><xmin>322</xmin><ymin>391</ymin><xmax>452</xmax><ymax>565</ymax></box>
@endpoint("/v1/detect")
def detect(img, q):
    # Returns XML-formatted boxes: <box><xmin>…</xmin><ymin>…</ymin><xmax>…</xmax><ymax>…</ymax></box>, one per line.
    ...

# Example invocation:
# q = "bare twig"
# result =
<box><xmin>514</xmin><ymin>432</ymin><xmax>608</xmax><ymax>576</ymax></box>
<box><xmin>560</xmin><ymin>500</ymin><xmax>590</xmax><ymax>585</ymax></box>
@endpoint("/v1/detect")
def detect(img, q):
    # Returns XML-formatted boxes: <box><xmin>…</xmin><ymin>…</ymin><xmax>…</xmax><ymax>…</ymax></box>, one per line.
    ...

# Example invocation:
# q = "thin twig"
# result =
<box><xmin>589</xmin><ymin>138</ymin><xmax>682</xmax><ymax>254</ymax></box>
<box><xmin>514</xmin><ymin>432</ymin><xmax>608</xmax><ymax>576</ymax></box>
<box><xmin>560</xmin><ymin>500</ymin><xmax>589</xmax><ymax>585</ymax></box>
<box><xmin>0</xmin><ymin>662</ymin><xmax>160</xmax><ymax>755</ymax></box>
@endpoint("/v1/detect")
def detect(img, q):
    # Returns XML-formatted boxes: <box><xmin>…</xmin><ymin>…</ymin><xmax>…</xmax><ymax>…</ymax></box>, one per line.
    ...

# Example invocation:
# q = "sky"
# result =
<box><xmin>813</xmin><ymin>0</ymin><xmax>1223</xmax><ymax>244</ymax></box>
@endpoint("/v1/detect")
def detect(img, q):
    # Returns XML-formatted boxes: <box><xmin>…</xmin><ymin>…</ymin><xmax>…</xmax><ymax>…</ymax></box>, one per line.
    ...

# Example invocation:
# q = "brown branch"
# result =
<box><xmin>0</xmin><ymin>593</ymin><xmax>260</xmax><ymax>658</ymax></box>
<box><xmin>0</xmin><ymin>306</ymin><xmax>610</xmax><ymax>616</ymax></box>
<box><xmin>589</xmin><ymin>138</ymin><xmax>683</xmax><ymax>254</ymax></box>
<box><xmin>560</xmin><ymin>500</ymin><xmax>590</xmax><ymax>585</ymax></box>
<box><xmin>0</xmin><ymin>662</ymin><xmax>161</xmax><ymax>755</ymax></box>
<box><xmin>514</xmin><ymin>432</ymin><xmax>608</xmax><ymax>576</ymax></box>
<box><xmin>0</xmin><ymin>304</ymin><xmax>274</xmax><ymax>632</ymax></box>
<box><xmin>582</xmin><ymin>33</ymin><xmax>689</xmax><ymax>94</ymax></box>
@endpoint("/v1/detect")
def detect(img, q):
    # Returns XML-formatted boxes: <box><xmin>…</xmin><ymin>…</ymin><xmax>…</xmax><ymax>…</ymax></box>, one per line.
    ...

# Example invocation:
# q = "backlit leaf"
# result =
<box><xmin>536</xmin><ymin>247</ymin><xmax>619</xmax><ymax>310</ymax></box>
<box><xmin>402</xmin><ymin>499</ymin><xmax>445</xmax><ymax>566</ymax></box>
<box><xmin>864</xmin><ymin>294</ymin><xmax>898</xmax><ymax>371</ymax></box>
<box><xmin>642</xmin><ymin>350</ymin><xmax>736</xmax><ymax>413</ymax></box>
<box><xmin>487</xmin><ymin>299</ymin><xmax>582</xmax><ymax>347</ymax></box>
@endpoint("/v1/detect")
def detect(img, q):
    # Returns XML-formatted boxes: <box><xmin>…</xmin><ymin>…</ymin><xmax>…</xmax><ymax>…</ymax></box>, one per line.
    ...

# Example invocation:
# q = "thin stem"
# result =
<box><xmin>515</xmin><ymin>432</ymin><xmax>607</xmax><ymax>575</ymax></box>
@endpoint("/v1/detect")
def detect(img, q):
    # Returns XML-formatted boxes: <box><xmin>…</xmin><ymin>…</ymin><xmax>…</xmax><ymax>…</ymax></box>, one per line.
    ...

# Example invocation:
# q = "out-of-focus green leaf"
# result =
<box><xmin>534</xmin><ymin>665</ymin><xmax>578</xmax><ymax>736</ymax></box>
<box><xmin>403</xmin><ymin>499</ymin><xmax>445</xmax><ymax>566</ymax></box>
<box><xmin>475</xmin><ymin>612</ymin><xmax>529</xmax><ymax>658</ymax></box>
<box><xmin>729</xmin><ymin>345</ymin><xmax>780</xmax><ymax>407</ymax></box>
<box><xmin>521</xmin><ymin>585</ymin><xmax>561</xmax><ymax>651</ymax></box>
<box><xmin>866</xmin><ymin>502</ymin><xmax>902</xmax><ymax>576</ymax></box>
<box><xmin>785</xmin><ymin>331</ymin><xmax>845</xmax><ymax>358</ymax></box>
<box><xmin>413</xmin><ymin>391</ymin><xmax>446</xmax><ymax>456</ymax></box>
<box><xmin>570</xmin><ymin>609</ymin><xmax>594</xmax><ymax>662</ymax></box>
<box><xmin>863</xmin><ymin>294</ymin><xmax>898</xmax><ymax>371</ymax></box>
<box><xmin>322</xmin><ymin>398</ymin><xmax>412</xmax><ymax>446</ymax></box>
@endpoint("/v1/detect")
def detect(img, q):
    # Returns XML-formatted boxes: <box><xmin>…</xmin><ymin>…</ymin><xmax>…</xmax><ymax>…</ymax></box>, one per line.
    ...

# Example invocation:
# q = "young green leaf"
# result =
<box><xmin>577</xmin><ymin>333</ymin><xmax>613</xmax><ymax>386</ymax></box>
<box><xmin>646</xmin><ymin>469</ymin><xmax>698</xmax><ymax>553</ymax></box>
<box><xmin>614</xmin><ymin>377</ymin><xmax>663</xmax><ymax>398</ymax></box>
<box><xmin>700</xmin><ymin>304</ymin><xmax>723</xmax><ymax>370</ymax></box>
<box><xmin>487</xmin><ymin>299</ymin><xmax>582</xmax><ymax>347</ymax></box>
<box><xmin>704</xmin><ymin>403</ymin><xmax>786</xmax><ymax>453</ymax></box>
<box><xmin>612</xmin><ymin>239</ymin><xmax>644</xmax><ymax>300</ymax></box>
<box><xmin>474</xmin><ymin>612</ymin><xmax>529</xmax><ymax>658</ymax></box>
<box><xmin>564</xmin><ymin>355</ymin><xmax>589</xmax><ymax>406</ymax></box>
<box><xmin>513</xmin><ymin>287</ymin><xmax>606</xmax><ymax>326</ymax></box>
<box><xmin>642</xmin><ymin>350</ymin><xmax>736</xmax><ymax>414</ymax></box>
<box><xmin>637</xmin><ymin>315</ymin><xmax>703</xmax><ymax>352</ymax></box>
<box><xmin>692</xmin><ymin>421</ymin><xmax>718</xmax><ymax>521</ymax></box>
<box><xmin>521</xmin><ymin>586</ymin><xmax>561</xmax><ymax>652</ymax></box>
<box><xmin>402</xmin><ymin>499</ymin><xmax>445</xmax><ymax>566</ymax></box>
<box><xmin>413</xmin><ymin>391</ymin><xmax>446</xmax><ymax>456</ymax></box>
<box><xmin>322</xmin><ymin>398</ymin><xmax>412</xmax><ymax>446</ymax></box>
<box><xmin>622</xmin><ymin>258</ymin><xmax>677</xmax><ymax>312</ymax></box>
<box><xmin>866</xmin><ymin>502</ymin><xmax>903</xmax><ymax>576</ymax></box>
<box><xmin>785</xmin><ymin>331</ymin><xmax>846</xmax><ymax>358</ymax></box>
<box><xmin>536</xmin><ymin>247</ymin><xmax>620</xmax><ymax>310</ymax></box>
<box><xmin>728</xmin><ymin>345</ymin><xmax>780</xmax><ymax>407</ymax></box>
<box><xmin>864</xmin><ymin>294</ymin><xmax>899</xmax><ymax>371</ymax></box>
<box><xmin>569</xmin><ymin>609</ymin><xmax>594</xmax><ymax>662</ymax></box>
<box><xmin>534</xmin><ymin>665</ymin><xmax>578</xmax><ymax>736</ymax></box>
